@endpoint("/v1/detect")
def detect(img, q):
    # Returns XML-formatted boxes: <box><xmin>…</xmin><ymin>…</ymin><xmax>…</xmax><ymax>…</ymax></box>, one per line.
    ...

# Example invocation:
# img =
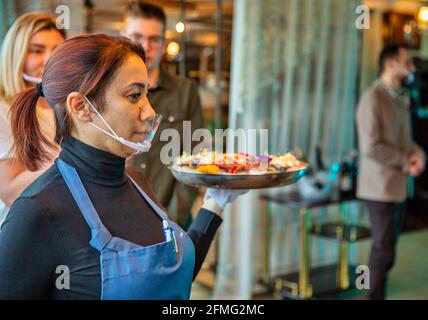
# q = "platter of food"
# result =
<box><xmin>170</xmin><ymin>151</ymin><xmax>308</xmax><ymax>189</ymax></box>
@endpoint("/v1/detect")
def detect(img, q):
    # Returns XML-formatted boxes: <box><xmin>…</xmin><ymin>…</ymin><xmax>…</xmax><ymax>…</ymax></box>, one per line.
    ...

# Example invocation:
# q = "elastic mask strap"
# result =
<box><xmin>89</xmin><ymin>122</ymin><xmax>119</xmax><ymax>141</ymax></box>
<box><xmin>84</xmin><ymin>96</ymin><xmax>119</xmax><ymax>139</ymax></box>
<box><xmin>23</xmin><ymin>73</ymin><xmax>42</xmax><ymax>84</ymax></box>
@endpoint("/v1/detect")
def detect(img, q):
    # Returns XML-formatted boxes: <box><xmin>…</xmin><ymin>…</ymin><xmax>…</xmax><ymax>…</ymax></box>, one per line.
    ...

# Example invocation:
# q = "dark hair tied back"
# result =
<box><xmin>35</xmin><ymin>83</ymin><xmax>44</xmax><ymax>97</ymax></box>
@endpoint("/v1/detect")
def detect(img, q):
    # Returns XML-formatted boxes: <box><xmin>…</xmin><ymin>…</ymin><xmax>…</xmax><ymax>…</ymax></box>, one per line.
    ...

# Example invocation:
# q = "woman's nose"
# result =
<box><xmin>140</xmin><ymin>100</ymin><xmax>156</xmax><ymax>121</ymax></box>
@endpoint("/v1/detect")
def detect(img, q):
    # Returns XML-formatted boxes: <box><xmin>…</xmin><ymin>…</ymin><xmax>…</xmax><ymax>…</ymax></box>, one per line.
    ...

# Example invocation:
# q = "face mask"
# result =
<box><xmin>406</xmin><ymin>73</ymin><xmax>415</xmax><ymax>84</ymax></box>
<box><xmin>83</xmin><ymin>96</ymin><xmax>162</xmax><ymax>154</ymax></box>
<box><xmin>23</xmin><ymin>73</ymin><xmax>42</xmax><ymax>84</ymax></box>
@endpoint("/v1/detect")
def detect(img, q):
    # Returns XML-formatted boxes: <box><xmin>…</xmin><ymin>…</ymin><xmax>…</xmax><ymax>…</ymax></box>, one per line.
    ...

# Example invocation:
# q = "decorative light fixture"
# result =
<box><xmin>404</xmin><ymin>23</ymin><xmax>412</xmax><ymax>34</ymax></box>
<box><xmin>175</xmin><ymin>21</ymin><xmax>185</xmax><ymax>33</ymax></box>
<box><xmin>166</xmin><ymin>41</ymin><xmax>180</xmax><ymax>59</ymax></box>
<box><xmin>417</xmin><ymin>5</ymin><xmax>428</xmax><ymax>29</ymax></box>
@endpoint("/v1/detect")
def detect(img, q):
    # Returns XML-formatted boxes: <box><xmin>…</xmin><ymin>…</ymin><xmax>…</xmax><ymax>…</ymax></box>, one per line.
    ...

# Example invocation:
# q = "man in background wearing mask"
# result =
<box><xmin>356</xmin><ymin>44</ymin><xmax>426</xmax><ymax>300</ymax></box>
<box><xmin>122</xmin><ymin>1</ymin><xmax>203</xmax><ymax>229</ymax></box>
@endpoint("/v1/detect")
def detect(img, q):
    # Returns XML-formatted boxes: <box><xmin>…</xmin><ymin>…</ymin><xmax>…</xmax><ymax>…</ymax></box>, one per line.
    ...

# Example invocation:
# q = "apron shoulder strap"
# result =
<box><xmin>127</xmin><ymin>175</ymin><xmax>169</xmax><ymax>221</ymax></box>
<box><xmin>57</xmin><ymin>159</ymin><xmax>112</xmax><ymax>251</ymax></box>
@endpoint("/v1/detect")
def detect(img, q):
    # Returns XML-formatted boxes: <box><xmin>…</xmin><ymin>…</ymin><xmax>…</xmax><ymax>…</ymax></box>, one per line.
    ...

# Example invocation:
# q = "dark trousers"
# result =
<box><xmin>366</xmin><ymin>200</ymin><xmax>406</xmax><ymax>300</ymax></box>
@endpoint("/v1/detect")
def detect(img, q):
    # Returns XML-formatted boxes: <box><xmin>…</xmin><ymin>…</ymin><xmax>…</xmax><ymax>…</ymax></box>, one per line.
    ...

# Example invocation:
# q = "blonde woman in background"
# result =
<box><xmin>0</xmin><ymin>13</ymin><xmax>65</xmax><ymax>227</ymax></box>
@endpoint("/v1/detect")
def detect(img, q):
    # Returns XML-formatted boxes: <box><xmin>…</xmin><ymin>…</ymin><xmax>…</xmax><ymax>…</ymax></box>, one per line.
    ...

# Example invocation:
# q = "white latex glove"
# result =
<box><xmin>204</xmin><ymin>188</ymin><xmax>249</xmax><ymax>210</ymax></box>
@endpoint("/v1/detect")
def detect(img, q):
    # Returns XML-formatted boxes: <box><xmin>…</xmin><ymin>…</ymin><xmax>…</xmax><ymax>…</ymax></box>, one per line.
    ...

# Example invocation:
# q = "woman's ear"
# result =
<box><xmin>66</xmin><ymin>92</ymin><xmax>92</xmax><ymax>122</ymax></box>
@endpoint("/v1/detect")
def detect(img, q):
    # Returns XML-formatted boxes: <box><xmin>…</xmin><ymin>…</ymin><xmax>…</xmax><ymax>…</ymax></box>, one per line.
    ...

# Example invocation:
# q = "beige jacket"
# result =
<box><xmin>356</xmin><ymin>80</ymin><xmax>425</xmax><ymax>202</ymax></box>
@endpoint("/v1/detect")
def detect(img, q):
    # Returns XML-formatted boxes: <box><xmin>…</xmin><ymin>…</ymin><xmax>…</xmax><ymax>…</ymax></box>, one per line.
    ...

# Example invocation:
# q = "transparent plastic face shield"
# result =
<box><xmin>83</xmin><ymin>96</ymin><xmax>163</xmax><ymax>154</ymax></box>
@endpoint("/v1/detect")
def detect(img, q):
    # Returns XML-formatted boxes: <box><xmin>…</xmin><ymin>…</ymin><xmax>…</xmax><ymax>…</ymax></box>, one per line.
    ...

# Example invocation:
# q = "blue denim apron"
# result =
<box><xmin>57</xmin><ymin>159</ymin><xmax>195</xmax><ymax>300</ymax></box>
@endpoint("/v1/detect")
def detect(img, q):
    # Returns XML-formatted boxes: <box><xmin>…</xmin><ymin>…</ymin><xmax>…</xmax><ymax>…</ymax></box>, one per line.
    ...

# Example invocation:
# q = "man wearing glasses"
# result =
<box><xmin>123</xmin><ymin>1</ymin><xmax>203</xmax><ymax>229</ymax></box>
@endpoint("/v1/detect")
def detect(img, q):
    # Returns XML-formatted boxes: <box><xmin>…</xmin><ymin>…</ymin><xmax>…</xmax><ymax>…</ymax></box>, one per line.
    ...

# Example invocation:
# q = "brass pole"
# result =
<box><xmin>337</xmin><ymin>203</ymin><xmax>350</xmax><ymax>289</ymax></box>
<box><xmin>262</xmin><ymin>201</ymin><xmax>271</xmax><ymax>285</ymax></box>
<box><xmin>299</xmin><ymin>208</ymin><xmax>312</xmax><ymax>298</ymax></box>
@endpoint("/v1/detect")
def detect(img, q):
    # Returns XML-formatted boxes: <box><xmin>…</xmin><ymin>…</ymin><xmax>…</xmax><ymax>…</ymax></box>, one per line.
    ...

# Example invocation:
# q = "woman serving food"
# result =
<box><xmin>0</xmin><ymin>34</ymin><xmax>245</xmax><ymax>300</ymax></box>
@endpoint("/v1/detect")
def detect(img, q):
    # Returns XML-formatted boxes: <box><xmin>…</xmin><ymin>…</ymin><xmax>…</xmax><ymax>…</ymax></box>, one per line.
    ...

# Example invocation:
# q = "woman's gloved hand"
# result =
<box><xmin>204</xmin><ymin>188</ymin><xmax>249</xmax><ymax>210</ymax></box>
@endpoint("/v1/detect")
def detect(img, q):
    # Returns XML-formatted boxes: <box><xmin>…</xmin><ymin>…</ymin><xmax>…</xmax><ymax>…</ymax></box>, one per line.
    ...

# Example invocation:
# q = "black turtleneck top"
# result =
<box><xmin>0</xmin><ymin>137</ymin><xmax>222</xmax><ymax>300</ymax></box>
